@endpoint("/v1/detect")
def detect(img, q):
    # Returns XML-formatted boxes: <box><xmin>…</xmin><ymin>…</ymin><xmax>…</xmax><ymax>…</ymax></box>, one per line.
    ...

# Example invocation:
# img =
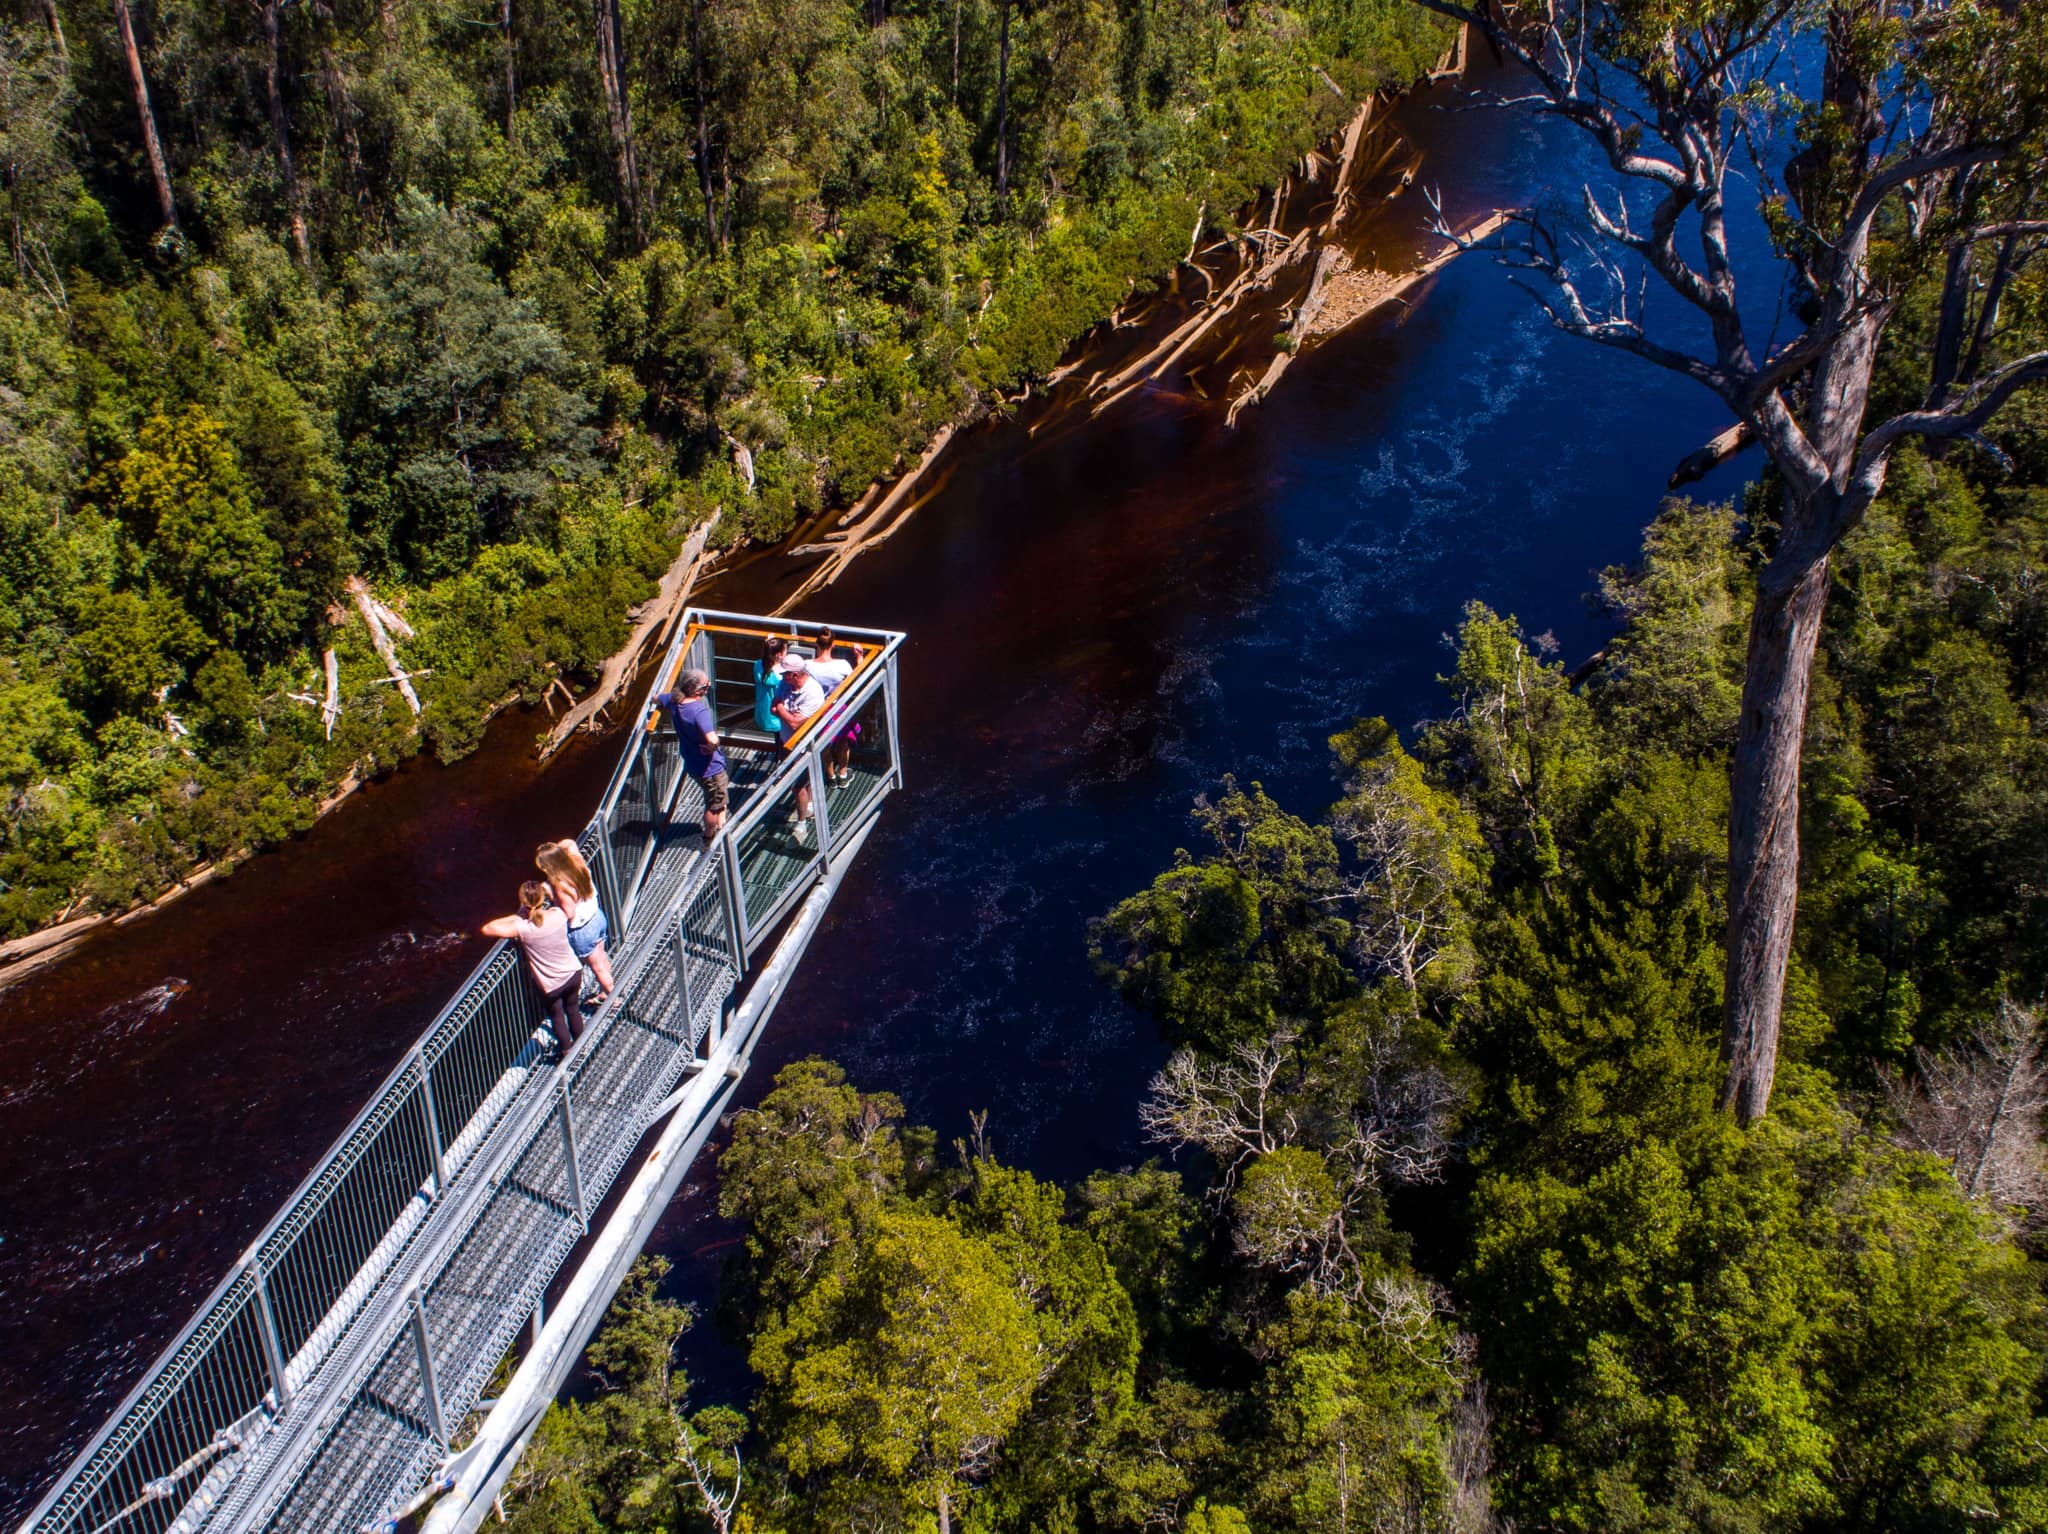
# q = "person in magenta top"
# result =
<box><xmin>482</xmin><ymin>881</ymin><xmax>586</xmax><ymax>1054</ymax></box>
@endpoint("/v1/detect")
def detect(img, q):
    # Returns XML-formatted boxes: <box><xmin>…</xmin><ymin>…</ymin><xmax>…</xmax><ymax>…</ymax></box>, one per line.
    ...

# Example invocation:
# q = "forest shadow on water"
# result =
<box><xmin>0</xmin><ymin>63</ymin><xmax>1764</xmax><ymax>1510</ymax></box>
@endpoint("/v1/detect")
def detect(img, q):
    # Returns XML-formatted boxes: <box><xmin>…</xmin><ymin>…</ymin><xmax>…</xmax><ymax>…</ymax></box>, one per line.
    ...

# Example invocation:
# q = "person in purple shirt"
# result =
<box><xmin>654</xmin><ymin>668</ymin><xmax>731</xmax><ymax>844</ymax></box>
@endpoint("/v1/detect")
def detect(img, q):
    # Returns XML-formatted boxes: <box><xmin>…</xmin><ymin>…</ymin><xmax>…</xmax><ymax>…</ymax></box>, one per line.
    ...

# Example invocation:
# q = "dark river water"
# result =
<box><xmin>0</xmin><ymin>63</ymin><xmax>1762</xmax><ymax>1516</ymax></box>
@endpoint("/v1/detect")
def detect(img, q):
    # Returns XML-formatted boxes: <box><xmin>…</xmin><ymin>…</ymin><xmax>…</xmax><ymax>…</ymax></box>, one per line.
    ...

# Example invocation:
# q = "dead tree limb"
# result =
<box><xmin>1668</xmin><ymin>420</ymin><xmax>1758</xmax><ymax>488</ymax></box>
<box><xmin>347</xmin><ymin>576</ymin><xmax>421</xmax><ymax>715</ymax></box>
<box><xmin>540</xmin><ymin>512</ymin><xmax>719</xmax><ymax>758</ymax></box>
<box><xmin>779</xmin><ymin>425</ymin><xmax>957</xmax><ymax>609</ymax></box>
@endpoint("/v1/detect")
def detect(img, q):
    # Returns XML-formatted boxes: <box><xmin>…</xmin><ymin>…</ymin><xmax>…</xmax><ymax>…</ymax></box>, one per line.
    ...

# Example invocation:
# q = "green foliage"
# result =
<box><xmin>0</xmin><ymin>0</ymin><xmax>1451</xmax><ymax>934</ymax></box>
<box><xmin>1468</xmin><ymin>1077</ymin><xmax>2048</xmax><ymax>1532</ymax></box>
<box><xmin>1420</xmin><ymin>602</ymin><xmax>1599</xmax><ymax>886</ymax></box>
<box><xmin>1092</xmin><ymin>779</ymin><xmax>1354</xmax><ymax>1051</ymax></box>
<box><xmin>768</xmin><ymin>1207</ymin><xmax>1041</xmax><ymax>1521</ymax></box>
<box><xmin>1593</xmin><ymin>496</ymin><xmax>1751</xmax><ymax>760</ymax></box>
<box><xmin>500</xmin><ymin>1257</ymin><xmax>746</xmax><ymax>1534</ymax></box>
<box><xmin>347</xmin><ymin>192</ymin><xmax>598</xmax><ymax>579</ymax></box>
<box><xmin>111</xmin><ymin>409</ymin><xmax>300</xmax><ymax>656</ymax></box>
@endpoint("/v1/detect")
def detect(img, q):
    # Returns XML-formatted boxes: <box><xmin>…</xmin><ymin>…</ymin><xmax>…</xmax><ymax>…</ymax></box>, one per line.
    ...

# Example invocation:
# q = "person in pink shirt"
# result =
<box><xmin>482</xmin><ymin>881</ymin><xmax>586</xmax><ymax>1054</ymax></box>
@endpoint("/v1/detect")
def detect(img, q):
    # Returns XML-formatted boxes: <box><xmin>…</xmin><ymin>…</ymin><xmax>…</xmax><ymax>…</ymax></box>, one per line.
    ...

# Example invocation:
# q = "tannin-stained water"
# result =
<box><xmin>0</xmin><ymin>62</ymin><xmax>1763</xmax><ymax>1515</ymax></box>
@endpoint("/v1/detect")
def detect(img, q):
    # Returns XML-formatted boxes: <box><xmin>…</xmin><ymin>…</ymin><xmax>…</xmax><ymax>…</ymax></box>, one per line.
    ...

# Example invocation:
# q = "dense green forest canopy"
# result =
<box><xmin>492</xmin><ymin>258</ymin><xmax>2048</xmax><ymax>1527</ymax></box>
<box><xmin>0</xmin><ymin>0</ymin><xmax>1448</xmax><ymax>936</ymax></box>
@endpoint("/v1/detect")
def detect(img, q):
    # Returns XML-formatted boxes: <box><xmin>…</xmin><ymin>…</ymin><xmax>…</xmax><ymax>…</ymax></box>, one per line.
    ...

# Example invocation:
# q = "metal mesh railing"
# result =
<box><xmin>22</xmin><ymin>608</ymin><xmax>902</xmax><ymax>1534</ymax></box>
<box><xmin>238</xmin><ymin>853</ymin><xmax>737</xmax><ymax>1534</ymax></box>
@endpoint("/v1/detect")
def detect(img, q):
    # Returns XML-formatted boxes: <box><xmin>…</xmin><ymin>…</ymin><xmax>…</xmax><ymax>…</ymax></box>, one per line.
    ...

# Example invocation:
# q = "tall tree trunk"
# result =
<box><xmin>687</xmin><ymin>0</ymin><xmax>720</xmax><ymax>254</ymax></box>
<box><xmin>321</xmin><ymin>45</ymin><xmax>367</xmax><ymax>209</ymax></box>
<box><xmin>950</xmin><ymin>0</ymin><xmax>960</xmax><ymax>102</ymax></box>
<box><xmin>1959</xmin><ymin>232</ymin><xmax>2019</xmax><ymax>389</ymax></box>
<box><xmin>1719</xmin><ymin>262</ymin><xmax>1889</xmax><ymax>1121</ymax></box>
<box><xmin>501</xmin><ymin>0</ymin><xmax>516</xmax><ymax>145</ymax></box>
<box><xmin>501</xmin><ymin>0</ymin><xmax>517</xmax><ymax>143</ymax></box>
<box><xmin>937</xmin><ymin>1486</ymin><xmax>952</xmax><ymax>1534</ymax></box>
<box><xmin>1720</xmin><ymin>524</ymin><xmax>1832</xmax><ymax>1124</ymax></box>
<box><xmin>111</xmin><ymin>0</ymin><xmax>177</xmax><ymax>233</ymax></box>
<box><xmin>1927</xmin><ymin>239</ymin><xmax>1972</xmax><ymax>409</ymax></box>
<box><xmin>40</xmin><ymin>0</ymin><xmax>69</xmax><ymax>67</ymax></box>
<box><xmin>257</xmin><ymin>0</ymin><xmax>312</xmax><ymax>269</ymax></box>
<box><xmin>994</xmin><ymin>0</ymin><xmax>1011</xmax><ymax>204</ymax></box>
<box><xmin>592</xmin><ymin>0</ymin><xmax>645</xmax><ymax>248</ymax></box>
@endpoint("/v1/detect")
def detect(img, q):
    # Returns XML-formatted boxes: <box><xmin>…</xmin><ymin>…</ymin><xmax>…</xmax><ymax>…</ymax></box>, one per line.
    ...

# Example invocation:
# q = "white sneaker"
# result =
<box><xmin>792</xmin><ymin>817</ymin><xmax>812</xmax><ymax>845</ymax></box>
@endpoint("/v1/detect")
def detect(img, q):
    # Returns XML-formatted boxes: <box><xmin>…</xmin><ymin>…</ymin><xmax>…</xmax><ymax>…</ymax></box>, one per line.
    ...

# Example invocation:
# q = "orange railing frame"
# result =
<box><xmin>645</xmin><ymin>621</ymin><xmax>884</xmax><ymax>756</ymax></box>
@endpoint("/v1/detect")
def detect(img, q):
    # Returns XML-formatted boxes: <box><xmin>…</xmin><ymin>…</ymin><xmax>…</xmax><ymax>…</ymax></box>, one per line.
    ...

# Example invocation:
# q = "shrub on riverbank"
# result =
<box><xmin>0</xmin><ymin>0</ymin><xmax>1449</xmax><ymax>937</ymax></box>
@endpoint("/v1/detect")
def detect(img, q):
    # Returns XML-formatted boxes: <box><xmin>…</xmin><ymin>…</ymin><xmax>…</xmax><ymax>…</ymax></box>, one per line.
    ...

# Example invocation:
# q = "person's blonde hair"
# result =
<box><xmin>519</xmin><ymin>880</ymin><xmax>551</xmax><ymax>922</ymax></box>
<box><xmin>536</xmin><ymin>839</ymin><xmax>595</xmax><ymax>903</ymax></box>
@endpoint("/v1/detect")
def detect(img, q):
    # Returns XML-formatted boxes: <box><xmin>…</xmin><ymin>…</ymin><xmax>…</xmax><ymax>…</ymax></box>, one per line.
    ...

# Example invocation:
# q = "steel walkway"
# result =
<box><xmin>21</xmin><ymin>609</ymin><xmax>906</xmax><ymax>1534</ymax></box>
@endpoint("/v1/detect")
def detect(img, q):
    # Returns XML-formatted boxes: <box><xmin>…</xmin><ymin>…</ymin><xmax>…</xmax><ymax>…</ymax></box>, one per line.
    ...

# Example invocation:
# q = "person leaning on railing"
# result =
<box><xmin>753</xmin><ymin>636</ymin><xmax>788</xmax><ymax>733</ymax></box>
<box><xmin>482</xmin><ymin>882</ymin><xmax>586</xmax><ymax>1056</ymax></box>
<box><xmin>804</xmin><ymin>629</ymin><xmax>858</xmax><ymax>786</ymax></box>
<box><xmin>537</xmin><ymin>839</ymin><xmax>617</xmax><ymax>1002</ymax></box>
<box><xmin>771</xmin><ymin>652</ymin><xmax>825</xmax><ymax>844</ymax></box>
<box><xmin>654</xmin><ymin>667</ymin><xmax>732</xmax><ymax>846</ymax></box>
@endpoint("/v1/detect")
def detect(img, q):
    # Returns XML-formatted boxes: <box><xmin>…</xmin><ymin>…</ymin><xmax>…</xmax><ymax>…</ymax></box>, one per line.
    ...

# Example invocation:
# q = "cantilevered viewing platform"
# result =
<box><xmin>21</xmin><ymin>610</ymin><xmax>905</xmax><ymax>1534</ymax></box>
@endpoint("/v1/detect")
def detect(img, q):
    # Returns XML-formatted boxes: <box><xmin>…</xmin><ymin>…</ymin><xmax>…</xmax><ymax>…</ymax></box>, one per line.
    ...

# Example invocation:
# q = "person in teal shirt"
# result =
<box><xmin>753</xmin><ymin>636</ymin><xmax>787</xmax><ymax>733</ymax></box>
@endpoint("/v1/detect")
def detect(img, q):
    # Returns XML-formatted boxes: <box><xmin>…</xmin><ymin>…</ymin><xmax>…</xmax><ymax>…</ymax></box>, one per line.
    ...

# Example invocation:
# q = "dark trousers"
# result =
<box><xmin>539</xmin><ymin>974</ymin><xmax>585</xmax><ymax>1053</ymax></box>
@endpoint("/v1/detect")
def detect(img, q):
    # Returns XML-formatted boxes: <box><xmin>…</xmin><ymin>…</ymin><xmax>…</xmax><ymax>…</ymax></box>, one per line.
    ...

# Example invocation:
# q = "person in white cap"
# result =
<box><xmin>771</xmin><ymin>650</ymin><xmax>826</xmax><ymax>841</ymax></box>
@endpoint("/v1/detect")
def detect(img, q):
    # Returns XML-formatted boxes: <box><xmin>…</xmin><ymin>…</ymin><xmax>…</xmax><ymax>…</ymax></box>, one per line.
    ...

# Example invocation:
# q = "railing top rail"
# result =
<box><xmin>19</xmin><ymin>926</ymin><xmax>537</xmax><ymax>1531</ymax></box>
<box><xmin>685</xmin><ymin>607</ymin><xmax>906</xmax><ymax>644</ymax></box>
<box><xmin>20</xmin><ymin>607</ymin><xmax>899</xmax><ymax>1534</ymax></box>
<box><xmin>640</xmin><ymin>622</ymin><xmax>895</xmax><ymax>751</ymax></box>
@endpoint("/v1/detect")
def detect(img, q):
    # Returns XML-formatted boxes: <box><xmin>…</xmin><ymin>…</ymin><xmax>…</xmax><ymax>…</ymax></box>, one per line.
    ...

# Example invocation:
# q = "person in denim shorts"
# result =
<box><xmin>537</xmin><ymin>839</ymin><xmax>615</xmax><ymax>1002</ymax></box>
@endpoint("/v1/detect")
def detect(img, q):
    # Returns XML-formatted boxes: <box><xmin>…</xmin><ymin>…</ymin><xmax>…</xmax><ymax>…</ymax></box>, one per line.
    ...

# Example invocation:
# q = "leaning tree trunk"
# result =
<box><xmin>112</xmin><ymin>0</ymin><xmax>177</xmax><ymax>233</ymax></box>
<box><xmin>1720</xmin><ymin>507</ymin><xmax>1834</xmax><ymax>1123</ymax></box>
<box><xmin>41</xmin><ymin>0</ymin><xmax>69</xmax><ymax>66</ymax></box>
<box><xmin>257</xmin><ymin>0</ymin><xmax>312</xmax><ymax>268</ymax></box>
<box><xmin>687</xmin><ymin>0</ymin><xmax>720</xmax><ymax>253</ymax></box>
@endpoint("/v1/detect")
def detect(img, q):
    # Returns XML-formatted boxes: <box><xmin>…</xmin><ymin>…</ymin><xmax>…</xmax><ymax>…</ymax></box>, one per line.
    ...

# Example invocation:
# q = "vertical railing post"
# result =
<box><xmin>720</xmin><ymin>830</ymin><xmax>749</xmax><ymax>963</ymax></box>
<box><xmin>248</xmin><ymin>1260</ymin><xmax>294</xmax><ymax>1412</ymax></box>
<box><xmin>595</xmin><ymin>818</ymin><xmax>625</xmax><ymax>932</ymax></box>
<box><xmin>415</xmin><ymin>1048</ymin><xmax>449</xmax><ymax>1194</ymax></box>
<box><xmin>410</xmin><ymin>1288</ymin><xmax>448</xmax><ymax>1449</ymax></box>
<box><xmin>807</xmin><ymin>749</ymin><xmax>834</xmax><ymax>866</ymax></box>
<box><xmin>885</xmin><ymin>657</ymin><xmax>904</xmax><ymax>790</ymax></box>
<box><xmin>556</xmin><ymin>1084</ymin><xmax>588</xmax><ymax>1231</ymax></box>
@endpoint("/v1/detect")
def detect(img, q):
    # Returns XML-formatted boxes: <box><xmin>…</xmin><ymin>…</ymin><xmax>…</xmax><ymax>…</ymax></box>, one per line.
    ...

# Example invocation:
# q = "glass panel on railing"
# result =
<box><xmin>737</xmin><ymin>768</ymin><xmax>823</xmax><ymax>932</ymax></box>
<box><xmin>709</xmin><ymin>627</ymin><xmax>774</xmax><ymax>739</ymax></box>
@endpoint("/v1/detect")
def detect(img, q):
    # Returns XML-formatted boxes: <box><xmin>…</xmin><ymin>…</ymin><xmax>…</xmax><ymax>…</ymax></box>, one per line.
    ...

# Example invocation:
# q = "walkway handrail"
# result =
<box><xmin>21</xmin><ymin>606</ymin><xmax>905</xmax><ymax>1534</ymax></box>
